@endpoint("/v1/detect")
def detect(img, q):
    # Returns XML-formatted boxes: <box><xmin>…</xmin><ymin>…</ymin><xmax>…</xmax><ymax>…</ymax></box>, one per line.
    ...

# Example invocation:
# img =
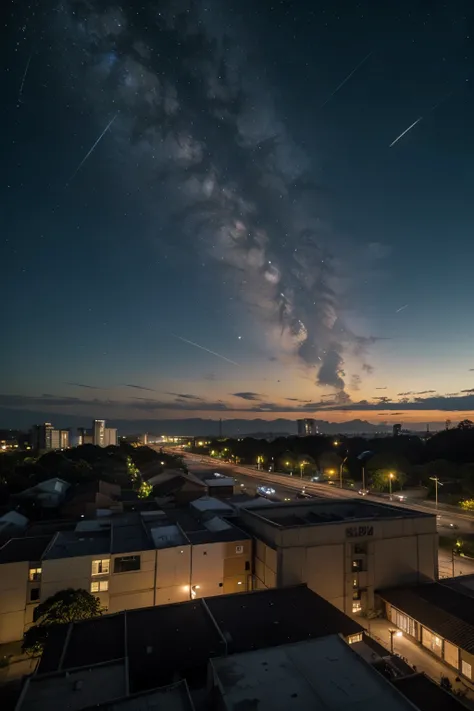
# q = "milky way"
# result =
<box><xmin>55</xmin><ymin>0</ymin><xmax>376</xmax><ymax>392</ymax></box>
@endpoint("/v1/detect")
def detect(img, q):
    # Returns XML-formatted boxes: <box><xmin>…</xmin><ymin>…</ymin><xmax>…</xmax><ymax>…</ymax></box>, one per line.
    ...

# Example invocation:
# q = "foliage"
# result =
<box><xmin>22</xmin><ymin>589</ymin><xmax>102</xmax><ymax>656</ymax></box>
<box><xmin>369</xmin><ymin>469</ymin><xmax>407</xmax><ymax>492</ymax></box>
<box><xmin>459</xmin><ymin>499</ymin><xmax>474</xmax><ymax>511</ymax></box>
<box><xmin>138</xmin><ymin>481</ymin><xmax>153</xmax><ymax>498</ymax></box>
<box><xmin>458</xmin><ymin>419</ymin><xmax>474</xmax><ymax>430</ymax></box>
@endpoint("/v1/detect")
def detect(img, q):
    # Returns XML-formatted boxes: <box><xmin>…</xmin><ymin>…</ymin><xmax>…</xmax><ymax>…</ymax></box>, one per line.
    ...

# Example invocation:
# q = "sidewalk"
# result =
<box><xmin>359</xmin><ymin>616</ymin><xmax>474</xmax><ymax>705</ymax></box>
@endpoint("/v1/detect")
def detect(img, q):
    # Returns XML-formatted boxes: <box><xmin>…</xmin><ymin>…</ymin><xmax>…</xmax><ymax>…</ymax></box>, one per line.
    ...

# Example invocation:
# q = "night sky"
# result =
<box><xmin>2</xmin><ymin>0</ymin><xmax>474</xmax><ymax>428</ymax></box>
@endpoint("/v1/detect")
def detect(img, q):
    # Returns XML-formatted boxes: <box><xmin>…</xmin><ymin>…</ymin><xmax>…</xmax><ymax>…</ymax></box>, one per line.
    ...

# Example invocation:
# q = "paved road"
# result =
<box><xmin>170</xmin><ymin>449</ymin><xmax>474</xmax><ymax>530</ymax></box>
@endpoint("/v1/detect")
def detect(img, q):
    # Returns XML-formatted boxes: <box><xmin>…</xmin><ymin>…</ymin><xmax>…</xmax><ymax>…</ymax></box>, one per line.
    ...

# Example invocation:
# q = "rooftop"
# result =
<box><xmin>242</xmin><ymin>498</ymin><xmax>430</xmax><ymax>527</ymax></box>
<box><xmin>18</xmin><ymin>660</ymin><xmax>126</xmax><ymax>711</ymax></box>
<box><xmin>0</xmin><ymin>535</ymin><xmax>52</xmax><ymax>564</ymax></box>
<box><xmin>205</xmin><ymin>584</ymin><xmax>363</xmax><ymax>651</ymax></box>
<box><xmin>80</xmin><ymin>681</ymin><xmax>195</xmax><ymax>711</ymax></box>
<box><xmin>393</xmin><ymin>673</ymin><xmax>467</xmax><ymax>711</ymax></box>
<box><xmin>37</xmin><ymin>586</ymin><xmax>364</xmax><ymax>691</ymax></box>
<box><xmin>43</xmin><ymin>530</ymin><xmax>110</xmax><ymax>560</ymax></box>
<box><xmin>211</xmin><ymin>634</ymin><xmax>415</xmax><ymax>711</ymax></box>
<box><xmin>190</xmin><ymin>496</ymin><xmax>234</xmax><ymax>513</ymax></box>
<box><xmin>379</xmin><ymin>582</ymin><xmax>474</xmax><ymax>653</ymax></box>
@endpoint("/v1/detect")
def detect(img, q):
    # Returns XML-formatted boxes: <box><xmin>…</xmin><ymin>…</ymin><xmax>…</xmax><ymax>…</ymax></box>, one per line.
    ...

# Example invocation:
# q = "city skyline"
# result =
<box><xmin>2</xmin><ymin>1</ymin><xmax>474</xmax><ymax>428</ymax></box>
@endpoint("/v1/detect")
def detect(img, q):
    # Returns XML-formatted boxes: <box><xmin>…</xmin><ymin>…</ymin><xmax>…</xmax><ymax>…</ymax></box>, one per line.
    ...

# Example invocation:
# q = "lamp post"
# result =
<box><xmin>429</xmin><ymin>476</ymin><xmax>443</xmax><ymax>511</ymax></box>
<box><xmin>340</xmin><ymin>456</ymin><xmax>348</xmax><ymax>489</ymax></box>
<box><xmin>389</xmin><ymin>629</ymin><xmax>402</xmax><ymax>654</ymax></box>
<box><xmin>389</xmin><ymin>472</ymin><xmax>394</xmax><ymax>500</ymax></box>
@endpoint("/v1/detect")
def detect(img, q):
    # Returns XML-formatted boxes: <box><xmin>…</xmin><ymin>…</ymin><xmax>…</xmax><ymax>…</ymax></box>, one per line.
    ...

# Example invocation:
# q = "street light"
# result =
<box><xmin>389</xmin><ymin>629</ymin><xmax>402</xmax><ymax>654</ymax></box>
<box><xmin>389</xmin><ymin>472</ymin><xmax>394</xmax><ymax>500</ymax></box>
<box><xmin>340</xmin><ymin>456</ymin><xmax>348</xmax><ymax>489</ymax></box>
<box><xmin>429</xmin><ymin>476</ymin><xmax>443</xmax><ymax>511</ymax></box>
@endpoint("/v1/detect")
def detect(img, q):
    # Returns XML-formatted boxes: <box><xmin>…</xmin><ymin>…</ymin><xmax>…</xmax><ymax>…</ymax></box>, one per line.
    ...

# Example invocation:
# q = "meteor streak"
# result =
<box><xmin>320</xmin><ymin>51</ymin><xmax>373</xmax><ymax>109</ymax></box>
<box><xmin>173</xmin><ymin>335</ymin><xmax>240</xmax><ymax>366</ymax></box>
<box><xmin>18</xmin><ymin>50</ymin><xmax>34</xmax><ymax>103</ymax></box>
<box><xmin>66</xmin><ymin>113</ymin><xmax>118</xmax><ymax>185</ymax></box>
<box><xmin>389</xmin><ymin>118</ymin><xmax>422</xmax><ymax>147</ymax></box>
<box><xmin>396</xmin><ymin>304</ymin><xmax>409</xmax><ymax>313</ymax></box>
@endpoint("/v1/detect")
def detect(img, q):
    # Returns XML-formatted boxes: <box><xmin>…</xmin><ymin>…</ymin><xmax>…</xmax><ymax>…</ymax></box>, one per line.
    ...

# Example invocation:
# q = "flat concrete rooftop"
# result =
<box><xmin>242</xmin><ymin>498</ymin><xmax>431</xmax><ymax>527</ymax></box>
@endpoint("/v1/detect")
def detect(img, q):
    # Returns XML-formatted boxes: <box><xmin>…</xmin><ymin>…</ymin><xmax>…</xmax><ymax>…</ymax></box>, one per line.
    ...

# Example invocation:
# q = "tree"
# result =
<box><xmin>138</xmin><ymin>481</ymin><xmax>153</xmax><ymax>498</ymax></box>
<box><xmin>459</xmin><ymin>499</ymin><xmax>474</xmax><ymax>512</ymax></box>
<box><xmin>22</xmin><ymin>589</ymin><xmax>102</xmax><ymax>656</ymax></box>
<box><xmin>370</xmin><ymin>469</ymin><xmax>407</xmax><ymax>493</ymax></box>
<box><xmin>458</xmin><ymin>420</ymin><xmax>474</xmax><ymax>430</ymax></box>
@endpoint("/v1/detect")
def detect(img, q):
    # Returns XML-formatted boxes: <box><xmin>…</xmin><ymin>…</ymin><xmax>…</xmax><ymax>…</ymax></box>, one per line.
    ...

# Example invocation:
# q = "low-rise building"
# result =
<box><xmin>60</xmin><ymin>480</ymin><xmax>123</xmax><ymax>519</ymax></box>
<box><xmin>14</xmin><ymin>478</ymin><xmax>70</xmax><ymax>511</ymax></box>
<box><xmin>379</xmin><ymin>581</ymin><xmax>474</xmax><ymax>684</ymax></box>
<box><xmin>237</xmin><ymin>498</ymin><xmax>438</xmax><ymax>615</ymax></box>
<box><xmin>0</xmin><ymin>507</ymin><xmax>251</xmax><ymax>643</ymax></box>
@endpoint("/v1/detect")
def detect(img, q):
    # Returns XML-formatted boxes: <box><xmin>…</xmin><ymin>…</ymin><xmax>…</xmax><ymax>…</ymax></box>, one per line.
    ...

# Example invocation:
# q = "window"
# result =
<box><xmin>352</xmin><ymin>601</ymin><xmax>362</xmax><ymax>613</ymax></box>
<box><xmin>353</xmin><ymin>589</ymin><xmax>361</xmax><ymax>601</ymax></box>
<box><xmin>352</xmin><ymin>559</ymin><xmax>364</xmax><ymax>572</ymax></box>
<box><xmin>114</xmin><ymin>555</ymin><xmax>140</xmax><ymax>573</ymax></box>
<box><xmin>245</xmin><ymin>561</ymin><xmax>250</xmax><ymax>571</ymax></box>
<box><xmin>354</xmin><ymin>543</ymin><xmax>367</xmax><ymax>555</ymax></box>
<box><xmin>462</xmin><ymin>660</ymin><xmax>472</xmax><ymax>679</ymax></box>
<box><xmin>90</xmin><ymin>580</ymin><xmax>109</xmax><ymax>593</ymax></box>
<box><xmin>29</xmin><ymin>567</ymin><xmax>42</xmax><ymax>582</ymax></box>
<box><xmin>348</xmin><ymin>633</ymin><xmax>363</xmax><ymax>644</ymax></box>
<box><xmin>353</xmin><ymin>578</ymin><xmax>358</xmax><ymax>588</ymax></box>
<box><xmin>91</xmin><ymin>559</ymin><xmax>110</xmax><ymax>576</ymax></box>
<box><xmin>30</xmin><ymin>588</ymin><xmax>40</xmax><ymax>602</ymax></box>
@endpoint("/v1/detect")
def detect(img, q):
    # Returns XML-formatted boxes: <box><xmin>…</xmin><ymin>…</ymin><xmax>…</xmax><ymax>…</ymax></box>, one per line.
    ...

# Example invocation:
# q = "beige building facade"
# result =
<box><xmin>239</xmin><ymin>499</ymin><xmax>438</xmax><ymax>616</ymax></box>
<box><xmin>0</xmin><ymin>510</ymin><xmax>251</xmax><ymax>643</ymax></box>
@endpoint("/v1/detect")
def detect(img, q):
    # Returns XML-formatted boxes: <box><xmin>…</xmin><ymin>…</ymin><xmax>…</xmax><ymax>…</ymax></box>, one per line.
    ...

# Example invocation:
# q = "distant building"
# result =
<box><xmin>139</xmin><ymin>433</ymin><xmax>148</xmax><ymax>445</ymax></box>
<box><xmin>93</xmin><ymin>419</ymin><xmax>106</xmax><ymax>447</ymax></box>
<box><xmin>77</xmin><ymin>427</ymin><xmax>93</xmax><ymax>445</ymax></box>
<box><xmin>297</xmin><ymin>418</ymin><xmax>318</xmax><ymax>436</ymax></box>
<box><xmin>393</xmin><ymin>423</ymin><xmax>402</xmax><ymax>437</ymax></box>
<box><xmin>31</xmin><ymin>423</ymin><xmax>69</xmax><ymax>451</ymax></box>
<box><xmin>104</xmin><ymin>427</ymin><xmax>117</xmax><ymax>447</ymax></box>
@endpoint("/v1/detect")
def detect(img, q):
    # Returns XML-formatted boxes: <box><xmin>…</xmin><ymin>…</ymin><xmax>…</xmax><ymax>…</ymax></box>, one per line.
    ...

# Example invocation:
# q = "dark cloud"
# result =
<box><xmin>57</xmin><ymin>0</ymin><xmax>385</xmax><ymax>396</ymax></box>
<box><xmin>397</xmin><ymin>391</ymin><xmax>413</xmax><ymax>396</ymax></box>
<box><xmin>414</xmin><ymin>390</ymin><xmax>436</xmax><ymax>395</ymax></box>
<box><xmin>232</xmin><ymin>392</ymin><xmax>263</xmax><ymax>401</ymax></box>
<box><xmin>167</xmin><ymin>392</ymin><xmax>203</xmax><ymax>400</ymax></box>
<box><xmin>375</xmin><ymin>387</ymin><xmax>387</xmax><ymax>390</ymax></box>
<box><xmin>461</xmin><ymin>389</ymin><xmax>474</xmax><ymax>394</ymax></box>
<box><xmin>124</xmin><ymin>384</ymin><xmax>156</xmax><ymax>392</ymax></box>
<box><xmin>66</xmin><ymin>382</ymin><xmax>101</xmax><ymax>390</ymax></box>
<box><xmin>362</xmin><ymin>363</ymin><xmax>374</xmax><ymax>374</ymax></box>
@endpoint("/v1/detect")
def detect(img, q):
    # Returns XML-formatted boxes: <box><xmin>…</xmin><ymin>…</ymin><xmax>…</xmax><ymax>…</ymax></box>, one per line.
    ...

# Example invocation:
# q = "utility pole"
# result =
<box><xmin>429</xmin><ymin>476</ymin><xmax>443</xmax><ymax>511</ymax></box>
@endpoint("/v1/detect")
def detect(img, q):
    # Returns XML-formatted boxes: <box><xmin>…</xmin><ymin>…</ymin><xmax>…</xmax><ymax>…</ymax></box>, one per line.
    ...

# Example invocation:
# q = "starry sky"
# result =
<box><xmin>2</xmin><ymin>0</ymin><xmax>474</xmax><ymax>429</ymax></box>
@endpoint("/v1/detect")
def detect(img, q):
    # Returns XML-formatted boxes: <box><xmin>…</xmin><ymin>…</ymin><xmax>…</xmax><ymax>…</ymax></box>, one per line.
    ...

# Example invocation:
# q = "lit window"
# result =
<box><xmin>29</xmin><ymin>568</ymin><xmax>42</xmax><ymax>582</ymax></box>
<box><xmin>348</xmin><ymin>633</ymin><xmax>363</xmax><ymax>644</ymax></box>
<box><xmin>90</xmin><ymin>580</ymin><xmax>108</xmax><ymax>593</ymax></box>
<box><xmin>352</xmin><ymin>601</ymin><xmax>362</xmax><ymax>613</ymax></box>
<box><xmin>353</xmin><ymin>578</ymin><xmax>358</xmax><ymax>588</ymax></box>
<box><xmin>462</xmin><ymin>660</ymin><xmax>472</xmax><ymax>679</ymax></box>
<box><xmin>91</xmin><ymin>559</ymin><xmax>110</xmax><ymax>576</ymax></box>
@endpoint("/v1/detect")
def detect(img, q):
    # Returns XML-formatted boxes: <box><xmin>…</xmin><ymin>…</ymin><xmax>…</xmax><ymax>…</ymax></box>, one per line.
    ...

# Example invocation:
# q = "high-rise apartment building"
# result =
<box><xmin>297</xmin><ymin>419</ymin><xmax>318</xmax><ymax>436</ymax></box>
<box><xmin>104</xmin><ymin>427</ymin><xmax>117</xmax><ymax>447</ymax></box>
<box><xmin>31</xmin><ymin>424</ymin><xmax>69</xmax><ymax>451</ymax></box>
<box><xmin>93</xmin><ymin>419</ymin><xmax>106</xmax><ymax>447</ymax></box>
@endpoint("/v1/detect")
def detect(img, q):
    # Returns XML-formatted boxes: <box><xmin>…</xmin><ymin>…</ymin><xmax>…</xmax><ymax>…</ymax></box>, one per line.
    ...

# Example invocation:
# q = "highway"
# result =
<box><xmin>169</xmin><ymin>448</ymin><xmax>474</xmax><ymax>532</ymax></box>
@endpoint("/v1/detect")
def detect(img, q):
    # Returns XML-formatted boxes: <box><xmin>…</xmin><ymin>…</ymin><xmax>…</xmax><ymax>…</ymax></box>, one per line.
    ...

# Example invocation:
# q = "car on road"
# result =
<box><xmin>257</xmin><ymin>486</ymin><xmax>276</xmax><ymax>497</ymax></box>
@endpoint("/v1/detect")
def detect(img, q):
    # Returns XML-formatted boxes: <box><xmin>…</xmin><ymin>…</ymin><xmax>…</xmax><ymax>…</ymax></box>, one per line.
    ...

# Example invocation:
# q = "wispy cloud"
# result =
<box><xmin>67</xmin><ymin>382</ymin><xmax>101</xmax><ymax>390</ymax></box>
<box><xmin>166</xmin><ymin>392</ymin><xmax>202</xmax><ymax>400</ymax></box>
<box><xmin>232</xmin><ymin>392</ymin><xmax>263</xmax><ymax>401</ymax></box>
<box><xmin>362</xmin><ymin>364</ymin><xmax>374</xmax><ymax>375</ymax></box>
<box><xmin>124</xmin><ymin>384</ymin><xmax>156</xmax><ymax>392</ymax></box>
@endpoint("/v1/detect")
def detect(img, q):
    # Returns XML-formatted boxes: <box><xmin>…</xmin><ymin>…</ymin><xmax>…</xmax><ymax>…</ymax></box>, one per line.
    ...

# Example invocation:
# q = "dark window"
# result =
<box><xmin>245</xmin><ymin>561</ymin><xmax>250</xmax><ymax>571</ymax></box>
<box><xmin>352</xmin><ymin>589</ymin><xmax>361</xmax><ymax>601</ymax></box>
<box><xmin>352</xmin><ymin>559</ymin><xmax>365</xmax><ymax>572</ymax></box>
<box><xmin>114</xmin><ymin>555</ymin><xmax>140</xmax><ymax>573</ymax></box>
<box><xmin>354</xmin><ymin>543</ymin><xmax>367</xmax><ymax>555</ymax></box>
<box><xmin>218</xmin><ymin>582</ymin><xmax>223</xmax><ymax>587</ymax></box>
<box><xmin>30</xmin><ymin>588</ymin><xmax>40</xmax><ymax>602</ymax></box>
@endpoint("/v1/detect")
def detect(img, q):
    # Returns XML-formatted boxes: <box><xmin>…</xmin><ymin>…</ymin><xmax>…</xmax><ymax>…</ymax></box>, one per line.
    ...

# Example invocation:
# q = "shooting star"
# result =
<box><xmin>395</xmin><ymin>304</ymin><xmax>409</xmax><ymax>313</ymax></box>
<box><xmin>173</xmin><ymin>335</ymin><xmax>240</xmax><ymax>366</ymax></box>
<box><xmin>18</xmin><ymin>49</ymin><xmax>34</xmax><ymax>103</ymax></box>
<box><xmin>320</xmin><ymin>51</ymin><xmax>372</xmax><ymax>109</ymax></box>
<box><xmin>389</xmin><ymin>118</ymin><xmax>423</xmax><ymax>147</ymax></box>
<box><xmin>66</xmin><ymin>113</ymin><xmax>118</xmax><ymax>185</ymax></box>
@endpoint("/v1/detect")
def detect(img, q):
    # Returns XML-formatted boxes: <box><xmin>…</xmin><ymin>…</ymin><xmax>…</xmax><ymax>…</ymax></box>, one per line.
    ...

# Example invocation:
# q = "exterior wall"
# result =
<box><xmin>191</xmin><ymin>539</ymin><xmax>251</xmax><ymax>598</ymax></box>
<box><xmin>41</xmin><ymin>555</ymin><xmax>109</xmax><ymax>610</ymax></box>
<box><xmin>241</xmin><ymin>507</ymin><xmax>437</xmax><ymax>615</ymax></box>
<box><xmin>108</xmin><ymin>550</ymin><xmax>155</xmax><ymax>613</ymax></box>
<box><xmin>254</xmin><ymin>539</ymin><xmax>277</xmax><ymax>589</ymax></box>
<box><xmin>0</xmin><ymin>561</ymin><xmax>28</xmax><ymax>644</ymax></box>
<box><xmin>155</xmin><ymin>545</ymin><xmax>191</xmax><ymax>605</ymax></box>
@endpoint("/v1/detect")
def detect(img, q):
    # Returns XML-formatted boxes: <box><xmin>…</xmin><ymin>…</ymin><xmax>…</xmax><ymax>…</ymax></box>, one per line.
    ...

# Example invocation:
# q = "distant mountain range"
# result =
<box><xmin>0</xmin><ymin>407</ymin><xmax>394</xmax><ymax>436</ymax></box>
